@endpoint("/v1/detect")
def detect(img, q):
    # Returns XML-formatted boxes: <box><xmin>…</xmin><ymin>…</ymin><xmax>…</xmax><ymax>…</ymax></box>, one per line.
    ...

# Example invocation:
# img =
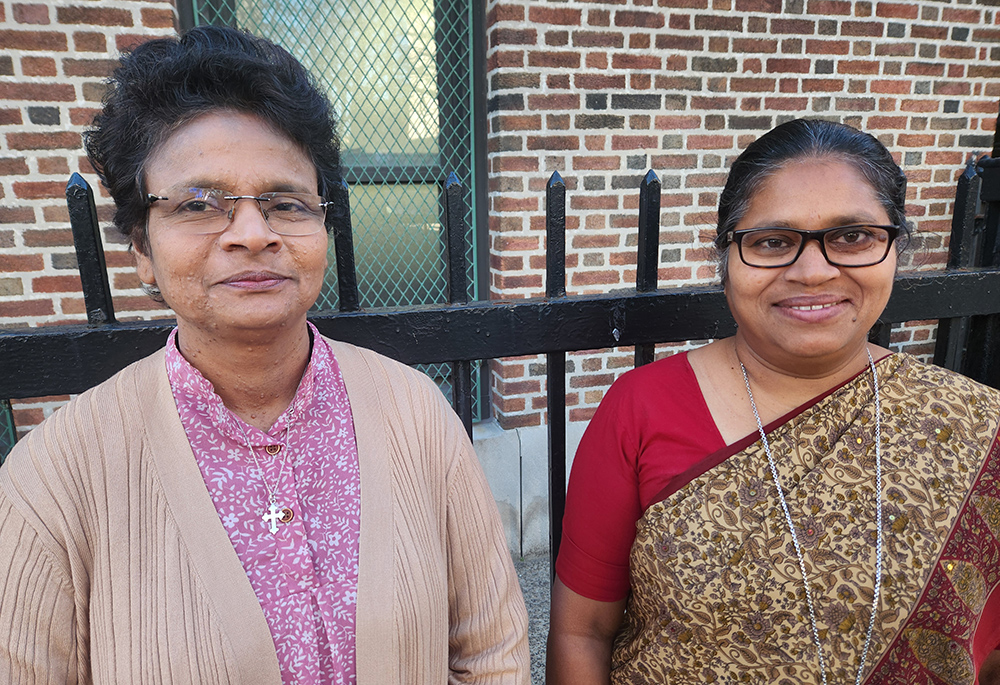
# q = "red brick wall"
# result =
<box><xmin>0</xmin><ymin>0</ymin><xmax>176</xmax><ymax>325</ymax></box>
<box><xmin>0</xmin><ymin>0</ymin><xmax>177</xmax><ymax>431</ymax></box>
<box><xmin>485</xmin><ymin>0</ymin><xmax>1000</xmax><ymax>428</ymax></box>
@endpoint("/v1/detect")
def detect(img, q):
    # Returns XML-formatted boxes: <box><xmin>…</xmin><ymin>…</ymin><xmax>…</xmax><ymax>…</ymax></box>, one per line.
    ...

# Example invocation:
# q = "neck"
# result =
<box><xmin>176</xmin><ymin>320</ymin><xmax>312</xmax><ymax>432</ymax></box>
<box><xmin>732</xmin><ymin>335</ymin><xmax>876</xmax><ymax>418</ymax></box>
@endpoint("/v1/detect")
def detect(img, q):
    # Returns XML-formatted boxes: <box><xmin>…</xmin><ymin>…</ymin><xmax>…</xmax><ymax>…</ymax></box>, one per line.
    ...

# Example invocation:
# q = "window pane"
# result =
<box><xmin>221</xmin><ymin>0</ymin><xmax>440</xmax><ymax>167</ymax></box>
<box><xmin>347</xmin><ymin>184</ymin><xmax>446</xmax><ymax>309</ymax></box>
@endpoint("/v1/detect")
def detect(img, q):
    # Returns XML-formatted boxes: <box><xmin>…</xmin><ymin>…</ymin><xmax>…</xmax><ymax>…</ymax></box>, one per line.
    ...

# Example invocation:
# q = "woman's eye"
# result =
<box><xmin>749</xmin><ymin>234</ymin><xmax>793</xmax><ymax>250</ymax></box>
<box><xmin>178</xmin><ymin>200</ymin><xmax>211</xmax><ymax>212</ymax></box>
<box><xmin>173</xmin><ymin>189</ymin><xmax>226</xmax><ymax>214</ymax></box>
<box><xmin>831</xmin><ymin>229</ymin><xmax>872</xmax><ymax>245</ymax></box>
<box><xmin>270</xmin><ymin>199</ymin><xmax>307</xmax><ymax>213</ymax></box>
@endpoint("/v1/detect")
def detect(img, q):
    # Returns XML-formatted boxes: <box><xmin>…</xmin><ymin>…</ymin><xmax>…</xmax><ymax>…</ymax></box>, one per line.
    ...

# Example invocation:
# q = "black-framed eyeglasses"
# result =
<box><xmin>718</xmin><ymin>224</ymin><xmax>899</xmax><ymax>268</ymax></box>
<box><xmin>146</xmin><ymin>186</ymin><xmax>332</xmax><ymax>236</ymax></box>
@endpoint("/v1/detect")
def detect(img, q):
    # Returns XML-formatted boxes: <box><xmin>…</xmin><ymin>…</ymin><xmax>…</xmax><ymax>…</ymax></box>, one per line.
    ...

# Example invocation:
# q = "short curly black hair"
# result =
<box><xmin>84</xmin><ymin>25</ymin><xmax>341</xmax><ymax>253</ymax></box>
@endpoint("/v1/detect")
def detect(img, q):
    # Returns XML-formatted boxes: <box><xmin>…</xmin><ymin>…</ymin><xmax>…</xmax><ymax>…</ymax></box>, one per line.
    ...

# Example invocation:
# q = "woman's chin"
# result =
<box><xmin>743</xmin><ymin>334</ymin><xmax>871</xmax><ymax>372</ymax></box>
<box><xmin>176</xmin><ymin>308</ymin><xmax>310</xmax><ymax>341</ymax></box>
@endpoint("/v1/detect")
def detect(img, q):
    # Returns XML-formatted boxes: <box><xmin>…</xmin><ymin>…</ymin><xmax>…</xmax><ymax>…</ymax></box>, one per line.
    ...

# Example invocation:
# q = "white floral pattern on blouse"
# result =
<box><xmin>165</xmin><ymin>325</ymin><xmax>360</xmax><ymax>685</ymax></box>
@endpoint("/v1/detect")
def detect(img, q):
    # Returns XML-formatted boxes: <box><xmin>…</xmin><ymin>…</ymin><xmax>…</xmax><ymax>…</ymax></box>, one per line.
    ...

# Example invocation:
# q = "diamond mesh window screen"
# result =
<box><xmin>189</xmin><ymin>0</ymin><xmax>486</xmax><ymax>419</ymax></box>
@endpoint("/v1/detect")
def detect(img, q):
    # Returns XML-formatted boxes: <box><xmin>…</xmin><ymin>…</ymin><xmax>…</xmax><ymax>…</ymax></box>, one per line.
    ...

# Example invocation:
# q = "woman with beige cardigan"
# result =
<box><xmin>0</xmin><ymin>26</ymin><xmax>528</xmax><ymax>684</ymax></box>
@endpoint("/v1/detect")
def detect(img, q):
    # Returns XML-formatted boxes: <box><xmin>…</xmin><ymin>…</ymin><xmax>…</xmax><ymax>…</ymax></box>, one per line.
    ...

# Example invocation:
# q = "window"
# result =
<box><xmin>180</xmin><ymin>0</ymin><xmax>488</xmax><ymax>417</ymax></box>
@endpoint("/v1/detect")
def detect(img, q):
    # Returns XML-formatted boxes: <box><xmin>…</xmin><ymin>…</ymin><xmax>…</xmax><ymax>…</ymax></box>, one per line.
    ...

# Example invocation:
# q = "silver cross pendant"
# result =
<box><xmin>262</xmin><ymin>501</ymin><xmax>283</xmax><ymax>534</ymax></box>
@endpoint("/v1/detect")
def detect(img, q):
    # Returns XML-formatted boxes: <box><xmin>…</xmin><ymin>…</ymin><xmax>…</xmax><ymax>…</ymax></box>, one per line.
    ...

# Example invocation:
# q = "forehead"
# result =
<box><xmin>144</xmin><ymin>110</ymin><xmax>317</xmax><ymax>191</ymax></box>
<box><xmin>740</xmin><ymin>157</ymin><xmax>889</xmax><ymax>228</ymax></box>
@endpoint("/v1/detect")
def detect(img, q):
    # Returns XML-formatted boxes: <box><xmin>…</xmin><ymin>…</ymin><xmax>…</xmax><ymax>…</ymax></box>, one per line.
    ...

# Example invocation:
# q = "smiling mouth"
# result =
<box><xmin>787</xmin><ymin>303</ymin><xmax>839</xmax><ymax>311</ymax></box>
<box><xmin>223</xmin><ymin>271</ymin><xmax>286</xmax><ymax>285</ymax></box>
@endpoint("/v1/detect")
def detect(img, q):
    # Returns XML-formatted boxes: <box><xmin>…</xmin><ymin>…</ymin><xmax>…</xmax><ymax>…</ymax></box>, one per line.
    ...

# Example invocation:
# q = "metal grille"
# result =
<box><xmin>191</xmin><ymin>0</ymin><xmax>485</xmax><ymax>418</ymax></box>
<box><xmin>0</xmin><ymin>400</ymin><xmax>15</xmax><ymax>465</ymax></box>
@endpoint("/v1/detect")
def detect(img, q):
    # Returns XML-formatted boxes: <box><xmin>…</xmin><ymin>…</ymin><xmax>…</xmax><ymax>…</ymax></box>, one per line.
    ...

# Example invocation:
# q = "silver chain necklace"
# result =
<box><xmin>739</xmin><ymin>349</ymin><xmax>883</xmax><ymax>685</ymax></box>
<box><xmin>235</xmin><ymin>420</ymin><xmax>294</xmax><ymax>534</ymax></box>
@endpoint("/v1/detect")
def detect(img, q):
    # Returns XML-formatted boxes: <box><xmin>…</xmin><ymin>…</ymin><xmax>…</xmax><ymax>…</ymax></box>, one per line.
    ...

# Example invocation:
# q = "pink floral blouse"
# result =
<box><xmin>165</xmin><ymin>325</ymin><xmax>360</xmax><ymax>684</ymax></box>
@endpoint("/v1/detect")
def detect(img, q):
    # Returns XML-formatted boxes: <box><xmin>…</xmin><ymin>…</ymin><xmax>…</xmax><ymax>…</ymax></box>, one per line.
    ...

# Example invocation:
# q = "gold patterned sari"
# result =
<box><xmin>612</xmin><ymin>354</ymin><xmax>1000</xmax><ymax>684</ymax></box>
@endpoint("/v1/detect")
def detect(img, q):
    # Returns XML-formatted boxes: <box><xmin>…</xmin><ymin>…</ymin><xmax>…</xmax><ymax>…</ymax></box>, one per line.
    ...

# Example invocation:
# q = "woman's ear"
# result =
<box><xmin>133</xmin><ymin>239</ymin><xmax>155</xmax><ymax>289</ymax></box>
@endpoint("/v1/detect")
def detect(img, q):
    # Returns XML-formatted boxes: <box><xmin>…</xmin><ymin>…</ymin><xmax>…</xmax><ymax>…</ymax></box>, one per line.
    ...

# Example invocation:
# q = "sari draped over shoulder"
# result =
<box><xmin>612</xmin><ymin>355</ymin><xmax>1000</xmax><ymax>685</ymax></box>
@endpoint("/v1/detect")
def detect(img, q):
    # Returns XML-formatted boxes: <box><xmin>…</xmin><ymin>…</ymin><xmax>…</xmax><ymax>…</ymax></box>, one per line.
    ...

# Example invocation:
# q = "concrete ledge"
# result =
<box><xmin>472</xmin><ymin>419</ymin><xmax>588</xmax><ymax>558</ymax></box>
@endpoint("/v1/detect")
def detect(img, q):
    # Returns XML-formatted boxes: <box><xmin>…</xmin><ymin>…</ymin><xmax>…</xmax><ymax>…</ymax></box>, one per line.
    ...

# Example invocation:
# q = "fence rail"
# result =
<box><xmin>2</xmin><ymin>153</ymin><xmax>1000</xmax><ymax>570</ymax></box>
<box><xmin>3</xmin><ymin>269</ymin><xmax>1000</xmax><ymax>397</ymax></box>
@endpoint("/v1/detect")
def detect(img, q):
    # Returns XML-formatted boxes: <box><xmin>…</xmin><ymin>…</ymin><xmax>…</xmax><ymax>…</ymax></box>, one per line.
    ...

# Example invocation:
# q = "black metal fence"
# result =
<box><xmin>2</xmin><ymin>149</ymin><xmax>1000</xmax><ymax>570</ymax></box>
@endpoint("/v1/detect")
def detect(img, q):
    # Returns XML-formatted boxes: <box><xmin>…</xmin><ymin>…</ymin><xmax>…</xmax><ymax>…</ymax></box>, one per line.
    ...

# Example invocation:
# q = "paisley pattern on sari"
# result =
<box><xmin>612</xmin><ymin>355</ymin><xmax>1000</xmax><ymax>684</ymax></box>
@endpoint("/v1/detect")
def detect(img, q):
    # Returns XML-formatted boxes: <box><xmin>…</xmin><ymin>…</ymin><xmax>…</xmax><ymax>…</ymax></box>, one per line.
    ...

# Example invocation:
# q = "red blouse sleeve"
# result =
<box><xmin>555</xmin><ymin>377</ymin><xmax>641</xmax><ymax>601</ymax></box>
<box><xmin>554</xmin><ymin>352</ymin><xmax>725</xmax><ymax>602</ymax></box>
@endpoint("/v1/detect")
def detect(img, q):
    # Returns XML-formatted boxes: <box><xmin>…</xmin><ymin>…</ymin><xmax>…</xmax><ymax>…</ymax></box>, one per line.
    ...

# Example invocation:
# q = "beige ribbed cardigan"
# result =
<box><xmin>0</xmin><ymin>340</ymin><xmax>529</xmax><ymax>684</ymax></box>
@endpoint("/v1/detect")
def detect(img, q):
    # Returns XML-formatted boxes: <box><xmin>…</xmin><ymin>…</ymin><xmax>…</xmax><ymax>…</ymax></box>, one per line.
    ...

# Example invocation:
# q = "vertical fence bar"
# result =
<box><xmin>934</xmin><ymin>159</ymin><xmax>981</xmax><ymax>371</ymax></box>
<box><xmin>994</xmin><ymin>99</ymin><xmax>1000</xmax><ymax>160</ymax></box>
<box><xmin>66</xmin><ymin>173</ymin><xmax>115</xmax><ymax>325</ymax></box>
<box><xmin>545</xmin><ymin>171</ymin><xmax>567</xmax><ymax>578</ymax></box>
<box><xmin>547</xmin><ymin>172</ymin><xmax>566</xmax><ymax>301</ymax></box>
<box><xmin>444</xmin><ymin>173</ymin><xmax>474</xmax><ymax>436</ymax></box>
<box><xmin>450</xmin><ymin>361</ymin><xmax>474</xmax><ymax>437</ymax></box>
<box><xmin>0</xmin><ymin>399</ymin><xmax>15</xmax><ymax>466</ymax></box>
<box><xmin>956</xmin><ymin>104</ymin><xmax>1000</xmax><ymax>389</ymax></box>
<box><xmin>961</xmin><ymin>150</ymin><xmax>1000</xmax><ymax>389</ymax></box>
<box><xmin>333</xmin><ymin>179</ymin><xmax>361</xmax><ymax>313</ymax></box>
<box><xmin>982</xmin><ymin>161</ymin><xmax>1000</xmax><ymax>269</ymax></box>
<box><xmin>634</xmin><ymin>170</ymin><xmax>661</xmax><ymax>367</ymax></box>
<box><xmin>868</xmin><ymin>322</ymin><xmax>891</xmax><ymax>348</ymax></box>
<box><xmin>445</xmin><ymin>172</ymin><xmax>469</xmax><ymax>306</ymax></box>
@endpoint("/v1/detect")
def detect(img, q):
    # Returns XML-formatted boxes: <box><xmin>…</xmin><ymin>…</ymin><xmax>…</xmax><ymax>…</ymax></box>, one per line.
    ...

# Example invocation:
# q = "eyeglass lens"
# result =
<box><xmin>148</xmin><ymin>187</ymin><xmax>327</xmax><ymax>236</ymax></box>
<box><xmin>737</xmin><ymin>226</ymin><xmax>893</xmax><ymax>267</ymax></box>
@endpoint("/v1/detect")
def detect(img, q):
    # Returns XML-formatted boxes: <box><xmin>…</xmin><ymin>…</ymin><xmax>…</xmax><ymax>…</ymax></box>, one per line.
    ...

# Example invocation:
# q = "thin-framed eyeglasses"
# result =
<box><xmin>718</xmin><ymin>224</ymin><xmax>899</xmax><ymax>268</ymax></box>
<box><xmin>146</xmin><ymin>186</ymin><xmax>331</xmax><ymax>236</ymax></box>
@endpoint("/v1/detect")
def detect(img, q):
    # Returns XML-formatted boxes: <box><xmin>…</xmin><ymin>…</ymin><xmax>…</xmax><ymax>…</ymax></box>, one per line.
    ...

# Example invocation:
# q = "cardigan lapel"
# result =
<box><xmin>329</xmin><ymin>340</ymin><xmax>397</xmax><ymax>685</ymax></box>
<box><xmin>136</xmin><ymin>351</ymin><xmax>282</xmax><ymax>684</ymax></box>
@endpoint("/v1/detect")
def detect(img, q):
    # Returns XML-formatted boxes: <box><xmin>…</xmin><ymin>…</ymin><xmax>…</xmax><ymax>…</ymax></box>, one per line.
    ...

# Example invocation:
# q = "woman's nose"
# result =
<box><xmin>786</xmin><ymin>239</ymin><xmax>840</xmax><ymax>282</ymax></box>
<box><xmin>220</xmin><ymin>198</ymin><xmax>281</xmax><ymax>250</ymax></box>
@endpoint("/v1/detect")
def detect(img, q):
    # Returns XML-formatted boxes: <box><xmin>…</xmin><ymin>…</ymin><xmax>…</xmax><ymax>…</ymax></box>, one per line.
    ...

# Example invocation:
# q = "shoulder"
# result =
<box><xmin>0</xmin><ymin>348</ymin><xmax>171</xmax><ymax>564</ymax></box>
<box><xmin>320</xmin><ymin>336</ymin><xmax>460</xmax><ymax>446</ymax></box>
<box><xmin>599</xmin><ymin>350</ymin><xmax>696</xmax><ymax>410</ymax></box>
<box><xmin>889</xmin><ymin>353</ymin><xmax>1000</xmax><ymax>419</ymax></box>
<box><xmin>11</xmin><ymin>349</ymin><xmax>167</xmax><ymax>456</ymax></box>
<box><xmin>580</xmin><ymin>351</ymin><xmax>700</xmax><ymax>453</ymax></box>
<box><xmin>2</xmin><ymin>348</ymin><xmax>171</xmax><ymax>505</ymax></box>
<box><xmin>10</xmin><ymin>349</ymin><xmax>167</xmax><ymax>454</ymax></box>
<box><xmin>323</xmin><ymin>337</ymin><xmax>439</xmax><ymax>397</ymax></box>
<box><xmin>894</xmin><ymin>354</ymin><xmax>1000</xmax><ymax>402</ymax></box>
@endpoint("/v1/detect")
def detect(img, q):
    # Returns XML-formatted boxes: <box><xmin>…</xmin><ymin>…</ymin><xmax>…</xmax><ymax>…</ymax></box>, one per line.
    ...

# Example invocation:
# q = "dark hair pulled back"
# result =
<box><xmin>84</xmin><ymin>25</ymin><xmax>341</xmax><ymax>253</ymax></box>
<box><xmin>715</xmin><ymin>118</ymin><xmax>910</xmax><ymax>282</ymax></box>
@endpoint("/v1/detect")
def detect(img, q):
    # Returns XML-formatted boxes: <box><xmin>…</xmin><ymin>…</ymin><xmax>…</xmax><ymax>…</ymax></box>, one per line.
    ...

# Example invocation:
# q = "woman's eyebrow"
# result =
<box><xmin>158</xmin><ymin>180</ymin><xmax>224</xmax><ymax>193</ymax></box>
<box><xmin>746</xmin><ymin>214</ymin><xmax>888</xmax><ymax>229</ymax></box>
<box><xmin>160</xmin><ymin>181</ymin><xmax>312</xmax><ymax>194</ymax></box>
<box><xmin>263</xmin><ymin>183</ymin><xmax>313</xmax><ymax>193</ymax></box>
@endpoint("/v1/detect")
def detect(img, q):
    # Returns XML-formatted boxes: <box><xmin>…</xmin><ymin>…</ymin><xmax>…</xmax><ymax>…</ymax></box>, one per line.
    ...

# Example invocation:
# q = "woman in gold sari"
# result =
<box><xmin>547</xmin><ymin>119</ymin><xmax>1000</xmax><ymax>684</ymax></box>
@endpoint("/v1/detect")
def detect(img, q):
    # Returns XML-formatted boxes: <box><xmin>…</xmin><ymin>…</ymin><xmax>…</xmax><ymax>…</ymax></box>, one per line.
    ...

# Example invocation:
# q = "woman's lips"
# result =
<box><xmin>221</xmin><ymin>271</ymin><xmax>287</xmax><ymax>289</ymax></box>
<box><xmin>787</xmin><ymin>302</ymin><xmax>838</xmax><ymax>311</ymax></box>
<box><xmin>775</xmin><ymin>297</ymin><xmax>849</xmax><ymax>321</ymax></box>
